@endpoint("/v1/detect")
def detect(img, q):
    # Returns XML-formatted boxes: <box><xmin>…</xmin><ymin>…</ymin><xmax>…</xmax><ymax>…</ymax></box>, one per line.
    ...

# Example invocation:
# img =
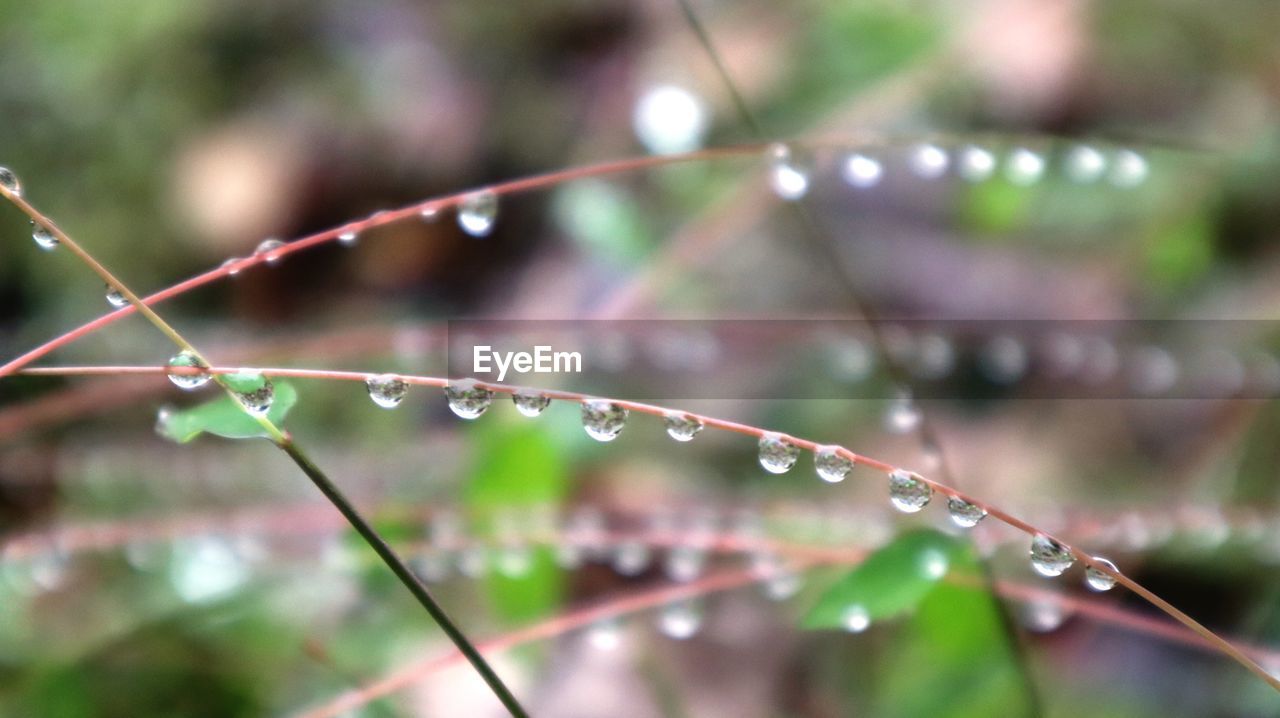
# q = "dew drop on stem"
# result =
<box><xmin>814</xmin><ymin>445</ymin><xmax>853</xmax><ymax>483</ymax></box>
<box><xmin>457</xmin><ymin>190</ymin><xmax>498</xmax><ymax>237</ymax></box>
<box><xmin>233</xmin><ymin>374</ymin><xmax>275</xmax><ymax>417</ymax></box>
<box><xmin>512</xmin><ymin>390</ymin><xmax>551</xmax><ymax>417</ymax></box>
<box><xmin>444</xmin><ymin>379</ymin><xmax>493</xmax><ymax>419</ymax></box>
<box><xmin>105</xmin><ymin>284</ymin><xmax>127</xmax><ymax>309</ymax></box>
<box><xmin>337</xmin><ymin>230</ymin><xmax>358</xmax><ymax>246</ymax></box>
<box><xmin>887</xmin><ymin>469</ymin><xmax>932</xmax><ymax>513</ymax></box>
<box><xmin>166</xmin><ymin>350</ymin><xmax>212</xmax><ymax>390</ymax></box>
<box><xmin>657</xmin><ymin>600</ymin><xmax>703</xmax><ymax>640</ymax></box>
<box><xmin>767</xmin><ymin>143</ymin><xmax>810</xmax><ymax>201</ymax></box>
<box><xmin>757</xmin><ymin>433</ymin><xmax>799</xmax><ymax>474</ymax></box>
<box><xmin>581</xmin><ymin>400</ymin><xmax>628</xmax><ymax>441</ymax></box>
<box><xmin>841</xmin><ymin>153</ymin><xmax>882</xmax><ymax>188</ymax></box>
<box><xmin>0</xmin><ymin>166</ymin><xmax>21</xmax><ymax>196</ymax></box>
<box><xmin>1029</xmin><ymin>534</ymin><xmax>1075</xmax><ymax>577</ymax></box>
<box><xmin>1084</xmin><ymin>556</ymin><xmax>1118</xmax><ymax>591</ymax></box>
<box><xmin>664</xmin><ymin>412</ymin><xmax>703</xmax><ymax>442</ymax></box>
<box><xmin>946</xmin><ymin>496</ymin><xmax>987</xmax><ymax>528</ymax></box>
<box><xmin>31</xmin><ymin>221</ymin><xmax>58</xmax><ymax>251</ymax></box>
<box><xmin>254</xmin><ymin>238</ymin><xmax>285</xmax><ymax>265</ymax></box>
<box><xmin>958</xmin><ymin>145</ymin><xmax>995</xmax><ymax>182</ymax></box>
<box><xmin>910</xmin><ymin>143</ymin><xmax>949</xmax><ymax>179</ymax></box>
<box><xmin>365</xmin><ymin>374</ymin><xmax>408</xmax><ymax>409</ymax></box>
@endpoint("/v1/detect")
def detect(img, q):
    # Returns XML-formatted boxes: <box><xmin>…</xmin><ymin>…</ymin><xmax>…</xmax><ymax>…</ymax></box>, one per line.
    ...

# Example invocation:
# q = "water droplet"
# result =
<box><xmin>0</xmin><ymin>166</ymin><xmax>21</xmax><ymax>196</ymax></box>
<box><xmin>1005</xmin><ymin>147</ymin><xmax>1045</xmax><ymax>186</ymax></box>
<box><xmin>582</xmin><ymin>400</ymin><xmax>628</xmax><ymax>442</ymax></box>
<box><xmin>444</xmin><ymin>379</ymin><xmax>493</xmax><ymax>419</ymax></box>
<box><xmin>612</xmin><ymin>540</ymin><xmax>651</xmax><ymax>575</ymax></box>
<box><xmin>764</xmin><ymin>570</ymin><xmax>803</xmax><ymax>601</ymax></box>
<box><xmin>337</xmin><ymin>230</ymin><xmax>358</xmax><ymax>246</ymax></box>
<box><xmin>1021</xmin><ymin>599</ymin><xmax>1068</xmax><ymax>633</ymax></box>
<box><xmin>587</xmin><ymin>619</ymin><xmax>622</xmax><ymax>651</ymax></box>
<box><xmin>633</xmin><ymin>84</ymin><xmax>709</xmax><ymax>155</ymax></box>
<box><xmin>767</xmin><ymin>143</ymin><xmax>809</xmax><ymax>201</ymax></box>
<box><xmin>221</xmin><ymin>257</ymin><xmax>243</xmax><ymax>276</ymax></box>
<box><xmin>814</xmin><ymin>445</ymin><xmax>853</xmax><ymax>483</ymax></box>
<box><xmin>234</xmin><ymin>374</ymin><xmax>275</xmax><ymax>417</ymax></box>
<box><xmin>657</xmin><ymin>600</ymin><xmax>703</xmax><ymax>639</ymax></box>
<box><xmin>910</xmin><ymin>143</ymin><xmax>949</xmax><ymax>179</ymax></box>
<box><xmin>1084</xmin><ymin>556</ymin><xmax>1118</xmax><ymax>591</ymax></box>
<box><xmin>169</xmin><ymin>536</ymin><xmax>248</xmax><ymax>603</ymax></box>
<box><xmin>166</xmin><ymin>351</ymin><xmax>212</xmax><ymax>390</ymax></box>
<box><xmin>496</xmin><ymin>544</ymin><xmax>533</xmax><ymax>578</ymax></box>
<box><xmin>664</xmin><ymin>412</ymin><xmax>703</xmax><ymax>442</ymax></box>
<box><xmin>841</xmin><ymin>604</ymin><xmax>871</xmax><ymax>633</ymax></box>
<box><xmin>842</xmin><ymin>153</ymin><xmax>883</xmax><ymax>188</ymax></box>
<box><xmin>365</xmin><ymin>374</ymin><xmax>408</xmax><ymax>409</ymax></box>
<box><xmin>105</xmin><ymin>284</ymin><xmax>127</xmax><ymax>308</ymax></box>
<box><xmin>31</xmin><ymin>221</ymin><xmax>58</xmax><ymax>251</ymax></box>
<box><xmin>456</xmin><ymin>546</ymin><xmax>489</xmax><ymax>579</ymax></box>
<box><xmin>920</xmin><ymin>547</ymin><xmax>949</xmax><ymax>579</ymax></box>
<box><xmin>757</xmin><ymin>433</ymin><xmax>799</xmax><ymax>474</ymax></box>
<box><xmin>1065</xmin><ymin>144</ymin><xmax>1106</xmax><ymax>183</ymax></box>
<box><xmin>958</xmin><ymin>145</ymin><xmax>996</xmax><ymax>182</ymax></box>
<box><xmin>888</xmin><ymin>469</ymin><xmax>932</xmax><ymax>513</ymax></box>
<box><xmin>420</xmin><ymin>206</ymin><xmax>440</xmax><ymax>222</ymax></box>
<box><xmin>457</xmin><ymin>190</ymin><xmax>498</xmax><ymax>237</ymax></box>
<box><xmin>254</xmin><ymin>238</ymin><xmax>286</xmax><ymax>265</ymax></box>
<box><xmin>1029</xmin><ymin>534</ymin><xmax>1075</xmax><ymax>577</ymax></box>
<box><xmin>946</xmin><ymin>496</ymin><xmax>987</xmax><ymax>528</ymax></box>
<box><xmin>884</xmin><ymin>396</ymin><xmax>921</xmax><ymax>433</ymax></box>
<box><xmin>663</xmin><ymin>546</ymin><xmax>706</xmax><ymax>582</ymax></box>
<box><xmin>513</xmin><ymin>390</ymin><xmax>551</xmax><ymax>417</ymax></box>
<box><xmin>1110</xmin><ymin>149</ymin><xmax>1148</xmax><ymax>187</ymax></box>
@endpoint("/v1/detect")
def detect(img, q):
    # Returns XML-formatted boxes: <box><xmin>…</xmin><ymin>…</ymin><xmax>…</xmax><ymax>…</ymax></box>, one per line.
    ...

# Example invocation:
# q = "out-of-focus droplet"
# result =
<box><xmin>633</xmin><ymin>84</ymin><xmax>709</xmax><ymax>155</ymax></box>
<box><xmin>1065</xmin><ymin>144</ymin><xmax>1106</xmax><ymax>183</ymax></box>
<box><xmin>337</xmin><ymin>230</ymin><xmax>358</xmax><ymax>246</ymax></box>
<box><xmin>254</xmin><ymin>238</ymin><xmax>286</xmax><ymax>265</ymax></box>
<box><xmin>612</xmin><ymin>540</ymin><xmax>651</xmax><ymax>576</ymax></box>
<box><xmin>841</xmin><ymin>604</ymin><xmax>870</xmax><ymax>633</ymax></box>
<box><xmin>958</xmin><ymin>145</ymin><xmax>996</xmax><ymax>182</ymax></box>
<box><xmin>1005</xmin><ymin>147</ymin><xmax>1045</xmax><ymax>186</ymax></box>
<box><xmin>884</xmin><ymin>396</ymin><xmax>921</xmax><ymax>434</ymax></box>
<box><xmin>221</xmin><ymin>257</ymin><xmax>243</xmax><ymax>276</ymax></box>
<box><xmin>658</xmin><ymin>599</ymin><xmax>704</xmax><ymax>639</ymax></box>
<box><xmin>767</xmin><ymin>143</ymin><xmax>809</xmax><ymax>201</ymax></box>
<box><xmin>910</xmin><ymin>143</ymin><xmax>949</xmax><ymax>179</ymax></box>
<box><xmin>842</xmin><ymin>153</ymin><xmax>883</xmax><ymax>188</ymax></box>
<box><xmin>1110</xmin><ymin>149</ymin><xmax>1148</xmax><ymax>188</ymax></box>
<box><xmin>587</xmin><ymin>619</ymin><xmax>622</xmax><ymax>651</ymax></box>
<box><xmin>457</xmin><ymin>191</ymin><xmax>498</xmax><ymax>237</ymax></box>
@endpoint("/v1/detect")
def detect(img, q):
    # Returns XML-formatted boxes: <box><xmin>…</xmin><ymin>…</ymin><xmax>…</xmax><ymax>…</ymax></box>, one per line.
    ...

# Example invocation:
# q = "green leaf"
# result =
<box><xmin>464</xmin><ymin>415</ymin><xmax>569</xmax><ymax>624</ymax></box>
<box><xmin>873</xmin><ymin>542</ymin><xmax>1033</xmax><ymax>718</ymax></box>
<box><xmin>802</xmin><ymin>529</ymin><xmax>958</xmax><ymax>630</ymax></box>
<box><xmin>157</xmin><ymin>381</ymin><xmax>297</xmax><ymax>443</ymax></box>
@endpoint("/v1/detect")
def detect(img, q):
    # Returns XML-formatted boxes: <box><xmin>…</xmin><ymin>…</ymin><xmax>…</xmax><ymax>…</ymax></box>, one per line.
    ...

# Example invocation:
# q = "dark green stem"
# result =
<box><xmin>278</xmin><ymin>438</ymin><xmax>530</xmax><ymax>718</ymax></box>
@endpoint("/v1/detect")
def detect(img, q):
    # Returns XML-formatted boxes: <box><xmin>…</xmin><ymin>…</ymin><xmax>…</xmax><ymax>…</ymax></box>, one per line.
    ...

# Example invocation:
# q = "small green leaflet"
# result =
<box><xmin>802</xmin><ymin>529</ymin><xmax>959</xmax><ymax>629</ymax></box>
<box><xmin>157</xmin><ymin>380</ymin><xmax>297</xmax><ymax>443</ymax></box>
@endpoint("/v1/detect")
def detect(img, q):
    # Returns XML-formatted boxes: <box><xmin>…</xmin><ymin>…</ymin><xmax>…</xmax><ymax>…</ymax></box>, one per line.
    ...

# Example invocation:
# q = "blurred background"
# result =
<box><xmin>2</xmin><ymin>0</ymin><xmax>1280</xmax><ymax>715</ymax></box>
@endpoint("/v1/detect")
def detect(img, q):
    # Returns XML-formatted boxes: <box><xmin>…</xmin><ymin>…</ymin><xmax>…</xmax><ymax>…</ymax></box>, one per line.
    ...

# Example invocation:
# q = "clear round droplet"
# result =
<box><xmin>657</xmin><ymin>600</ymin><xmax>703</xmax><ymax>640</ymax></box>
<box><xmin>365</xmin><ymin>374</ymin><xmax>408</xmax><ymax>409</ymax></box>
<box><xmin>444</xmin><ymin>379</ymin><xmax>493</xmax><ymax>420</ymax></box>
<box><xmin>841</xmin><ymin>604</ymin><xmax>871</xmax><ymax>633</ymax></box>
<box><xmin>767</xmin><ymin>143</ymin><xmax>809</xmax><ymax>201</ymax></box>
<box><xmin>457</xmin><ymin>190</ymin><xmax>498</xmax><ymax>237</ymax></box>
<box><xmin>888</xmin><ymin>469</ymin><xmax>932</xmax><ymax>513</ymax></box>
<box><xmin>254</xmin><ymin>238</ymin><xmax>286</xmax><ymax>265</ymax></box>
<box><xmin>842</xmin><ymin>153</ymin><xmax>883</xmax><ymax>188</ymax></box>
<box><xmin>910</xmin><ymin>143</ymin><xmax>949</xmax><ymax>179</ymax></box>
<box><xmin>582</xmin><ymin>400</ymin><xmax>628</xmax><ymax>442</ymax></box>
<box><xmin>1029</xmin><ymin>534</ymin><xmax>1075</xmax><ymax>577</ymax></box>
<box><xmin>337</xmin><ymin>230</ymin><xmax>358</xmax><ymax>246</ymax></box>
<box><xmin>664</xmin><ymin>412</ymin><xmax>703</xmax><ymax>442</ymax></box>
<box><xmin>31</xmin><ymin>221</ymin><xmax>58</xmax><ymax>251</ymax></box>
<box><xmin>1084</xmin><ymin>556</ymin><xmax>1118</xmax><ymax>592</ymax></box>
<box><xmin>105</xmin><ymin>284</ymin><xmax>128</xmax><ymax>309</ymax></box>
<box><xmin>166</xmin><ymin>351</ymin><xmax>212</xmax><ymax>390</ymax></box>
<box><xmin>234</xmin><ymin>376</ymin><xmax>275</xmax><ymax>417</ymax></box>
<box><xmin>946</xmin><ymin>496</ymin><xmax>987</xmax><ymax>528</ymax></box>
<box><xmin>0</xmin><ymin>166</ymin><xmax>21</xmax><ymax>196</ymax></box>
<box><xmin>221</xmin><ymin>257</ymin><xmax>243</xmax><ymax>276</ymax></box>
<box><xmin>757</xmin><ymin>433</ymin><xmax>799</xmax><ymax>474</ymax></box>
<box><xmin>512</xmin><ymin>390</ymin><xmax>551</xmax><ymax>417</ymax></box>
<box><xmin>814</xmin><ymin>445</ymin><xmax>853</xmax><ymax>483</ymax></box>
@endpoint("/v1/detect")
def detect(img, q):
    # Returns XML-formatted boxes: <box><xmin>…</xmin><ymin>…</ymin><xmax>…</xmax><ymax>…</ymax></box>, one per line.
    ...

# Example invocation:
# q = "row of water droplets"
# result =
<box><xmin>766</xmin><ymin>140</ymin><xmax>1150</xmax><ymax>201</ymax></box>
